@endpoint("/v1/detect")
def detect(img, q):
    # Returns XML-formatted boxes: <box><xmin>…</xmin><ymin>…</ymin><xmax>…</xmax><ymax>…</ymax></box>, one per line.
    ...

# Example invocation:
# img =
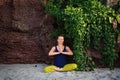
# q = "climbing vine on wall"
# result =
<box><xmin>45</xmin><ymin>0</ymin><xmax>118</xmax><ymax>71</ymax></box>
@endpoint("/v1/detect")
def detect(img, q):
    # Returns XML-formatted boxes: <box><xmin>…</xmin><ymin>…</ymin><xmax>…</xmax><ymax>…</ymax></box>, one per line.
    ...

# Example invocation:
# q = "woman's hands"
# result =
<box><xmin>48</xmin><ymin>46</ymin><xmax>73</xmax><ymax>56</ymax></box>
<box><xmin>60</xmin><ymin>46</ymin><xmax>73</xmax><ymax>55</ymax></box>
<box><xmin>48</xmin><ymin>47</ymin><xmax>61</xmax><ymax>56</ymax></box>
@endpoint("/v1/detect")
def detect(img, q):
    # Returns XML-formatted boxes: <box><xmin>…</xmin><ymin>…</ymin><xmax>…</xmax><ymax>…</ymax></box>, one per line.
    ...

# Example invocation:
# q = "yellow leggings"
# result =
<box><xmin>44</xmin><ymin>63</ymin><xmax>77</xmax><ymax>73</ymax></box>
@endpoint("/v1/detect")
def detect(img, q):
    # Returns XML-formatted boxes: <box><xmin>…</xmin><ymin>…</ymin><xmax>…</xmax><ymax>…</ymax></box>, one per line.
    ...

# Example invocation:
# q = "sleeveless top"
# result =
<box><xmin>54</xmin><ymin>46</ymin><xmax>66</xmax><ymax>68</ymax></box>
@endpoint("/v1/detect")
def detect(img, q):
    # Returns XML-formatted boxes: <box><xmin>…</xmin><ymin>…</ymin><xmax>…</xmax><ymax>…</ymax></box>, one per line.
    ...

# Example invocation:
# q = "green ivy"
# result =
<box><xmin>45</xmin><ymin>0</ymin><xmax>118</xmax><ymax>71</ymax></box>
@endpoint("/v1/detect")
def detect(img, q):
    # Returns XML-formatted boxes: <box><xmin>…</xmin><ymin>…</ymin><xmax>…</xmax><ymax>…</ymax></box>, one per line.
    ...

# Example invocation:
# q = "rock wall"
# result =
<box><xmin>0</xmin><ymin>0</ymin><xmax>55</xmax><ymax>64</ymax></box>
<box><xmin>0</xmin><ymin>0</ymin><xmax>119</xmax><ymax>67</ymax></box>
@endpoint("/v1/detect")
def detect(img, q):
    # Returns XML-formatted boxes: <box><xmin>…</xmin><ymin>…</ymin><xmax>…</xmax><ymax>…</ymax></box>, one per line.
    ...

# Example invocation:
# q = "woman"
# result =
<box><xmin>44</xmin><ymin>35</ymin><xmax>77</xmax><ymax>72</ymax></box>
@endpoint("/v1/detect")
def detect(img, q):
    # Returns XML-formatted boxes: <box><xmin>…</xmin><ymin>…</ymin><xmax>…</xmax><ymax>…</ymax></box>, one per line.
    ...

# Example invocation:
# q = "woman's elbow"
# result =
<box><xmin>70</xmin><ymin>53</ymin><xmax>73</xmax><ymax>56</ymax></box>
<box><xmin>48</xmin><ymin>53</ymin><xmax>53</xmax><ymax>56</ymax></box>
<box><xmin>48</xmin><ymin>53</ymin><xmax>51</xmax><ymax>56</ymax></box>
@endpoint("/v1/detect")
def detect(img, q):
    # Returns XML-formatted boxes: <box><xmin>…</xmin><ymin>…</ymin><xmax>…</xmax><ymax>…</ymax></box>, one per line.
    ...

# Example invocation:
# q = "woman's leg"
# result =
<box><xmin>44</xmin><ymin>65</ymin><xmax>57</xmax><ymax>73</ymax></box>
<box><xmin>63</xmin><ymin>63</ymin><xmax>77</xmax><ymax>71</ymax></box>
<box><xmin>44</xmin><ymin>63</ymin><xmax>77</xmax><ymax>72</ymax></box>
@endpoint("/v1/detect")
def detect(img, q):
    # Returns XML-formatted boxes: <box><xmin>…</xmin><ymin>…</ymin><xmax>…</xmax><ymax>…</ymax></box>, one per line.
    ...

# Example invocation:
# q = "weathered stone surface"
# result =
<box><xmin>1</xmin><ymin>64</ymin><xmax>120</xmax><ymax>80</ymax></box>
<box><xmin>0</xmin><ymin>0</ymin><xmax>54</xmax><ymax>64</ymax></box>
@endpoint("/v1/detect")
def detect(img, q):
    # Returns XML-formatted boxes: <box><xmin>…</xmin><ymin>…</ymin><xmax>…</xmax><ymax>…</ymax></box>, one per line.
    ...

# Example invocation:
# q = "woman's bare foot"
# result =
<box><xmin>53</xmin><ymin>67</ymin><xmax>63</xmax><ymax>72</ymax></box>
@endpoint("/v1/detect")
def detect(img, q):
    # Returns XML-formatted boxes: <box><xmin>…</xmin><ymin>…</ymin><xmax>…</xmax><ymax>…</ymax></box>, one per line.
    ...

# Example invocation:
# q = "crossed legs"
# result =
<box><xmin>44</xmin><ymin>63</ymin><xmax>77</xmax><ymax>73</ymax></box>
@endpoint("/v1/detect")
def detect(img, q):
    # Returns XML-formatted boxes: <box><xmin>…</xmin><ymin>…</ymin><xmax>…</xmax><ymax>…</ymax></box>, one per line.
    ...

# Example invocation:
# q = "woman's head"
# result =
<box><xmin>57</xmin><ymin>35</ymin><xmax>64</xmax><ymax>45</ymax></box>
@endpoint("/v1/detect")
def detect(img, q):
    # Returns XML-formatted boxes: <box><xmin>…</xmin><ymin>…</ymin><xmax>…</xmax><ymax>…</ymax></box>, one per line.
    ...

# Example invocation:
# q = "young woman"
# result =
<box><xmin>44</xmin><ymin>36</ymin><xmax>77</xmax><ymax>72</ymax></box>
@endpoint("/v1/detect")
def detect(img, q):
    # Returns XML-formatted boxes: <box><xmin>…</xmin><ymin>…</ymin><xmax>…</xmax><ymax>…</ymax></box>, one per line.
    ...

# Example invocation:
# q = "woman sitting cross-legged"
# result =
<box><xmin>44</xmin><ymin>35</ymin><xmax>77</xmax><ymax>72</ymax></box>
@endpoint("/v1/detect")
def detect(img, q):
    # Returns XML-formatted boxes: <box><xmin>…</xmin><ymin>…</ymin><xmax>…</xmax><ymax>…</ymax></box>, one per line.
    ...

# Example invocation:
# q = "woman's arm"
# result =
<box><xmin>48</xmin><ymin>47</ymin><xmax>60</xmax><ymax>56</ymax></box>
<box><xmin>61</xmin><ymin>46</ymin><xmax>73</xmax><ymax>55</ymax></box>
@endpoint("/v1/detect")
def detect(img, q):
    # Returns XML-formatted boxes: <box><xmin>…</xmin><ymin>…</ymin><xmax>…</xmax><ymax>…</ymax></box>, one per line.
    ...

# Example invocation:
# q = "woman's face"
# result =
<box><xmin>57</xmin><ymin>36</ymin><xmax>64</xmax><ymax>45</ymax></box>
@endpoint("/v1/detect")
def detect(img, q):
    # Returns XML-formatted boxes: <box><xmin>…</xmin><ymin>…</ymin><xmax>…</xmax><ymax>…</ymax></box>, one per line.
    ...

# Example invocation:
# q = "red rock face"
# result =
<box><xmin>0</xmin><ymin>0</ymin><xmax>55</xmax><ymax>64</ymax></box>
